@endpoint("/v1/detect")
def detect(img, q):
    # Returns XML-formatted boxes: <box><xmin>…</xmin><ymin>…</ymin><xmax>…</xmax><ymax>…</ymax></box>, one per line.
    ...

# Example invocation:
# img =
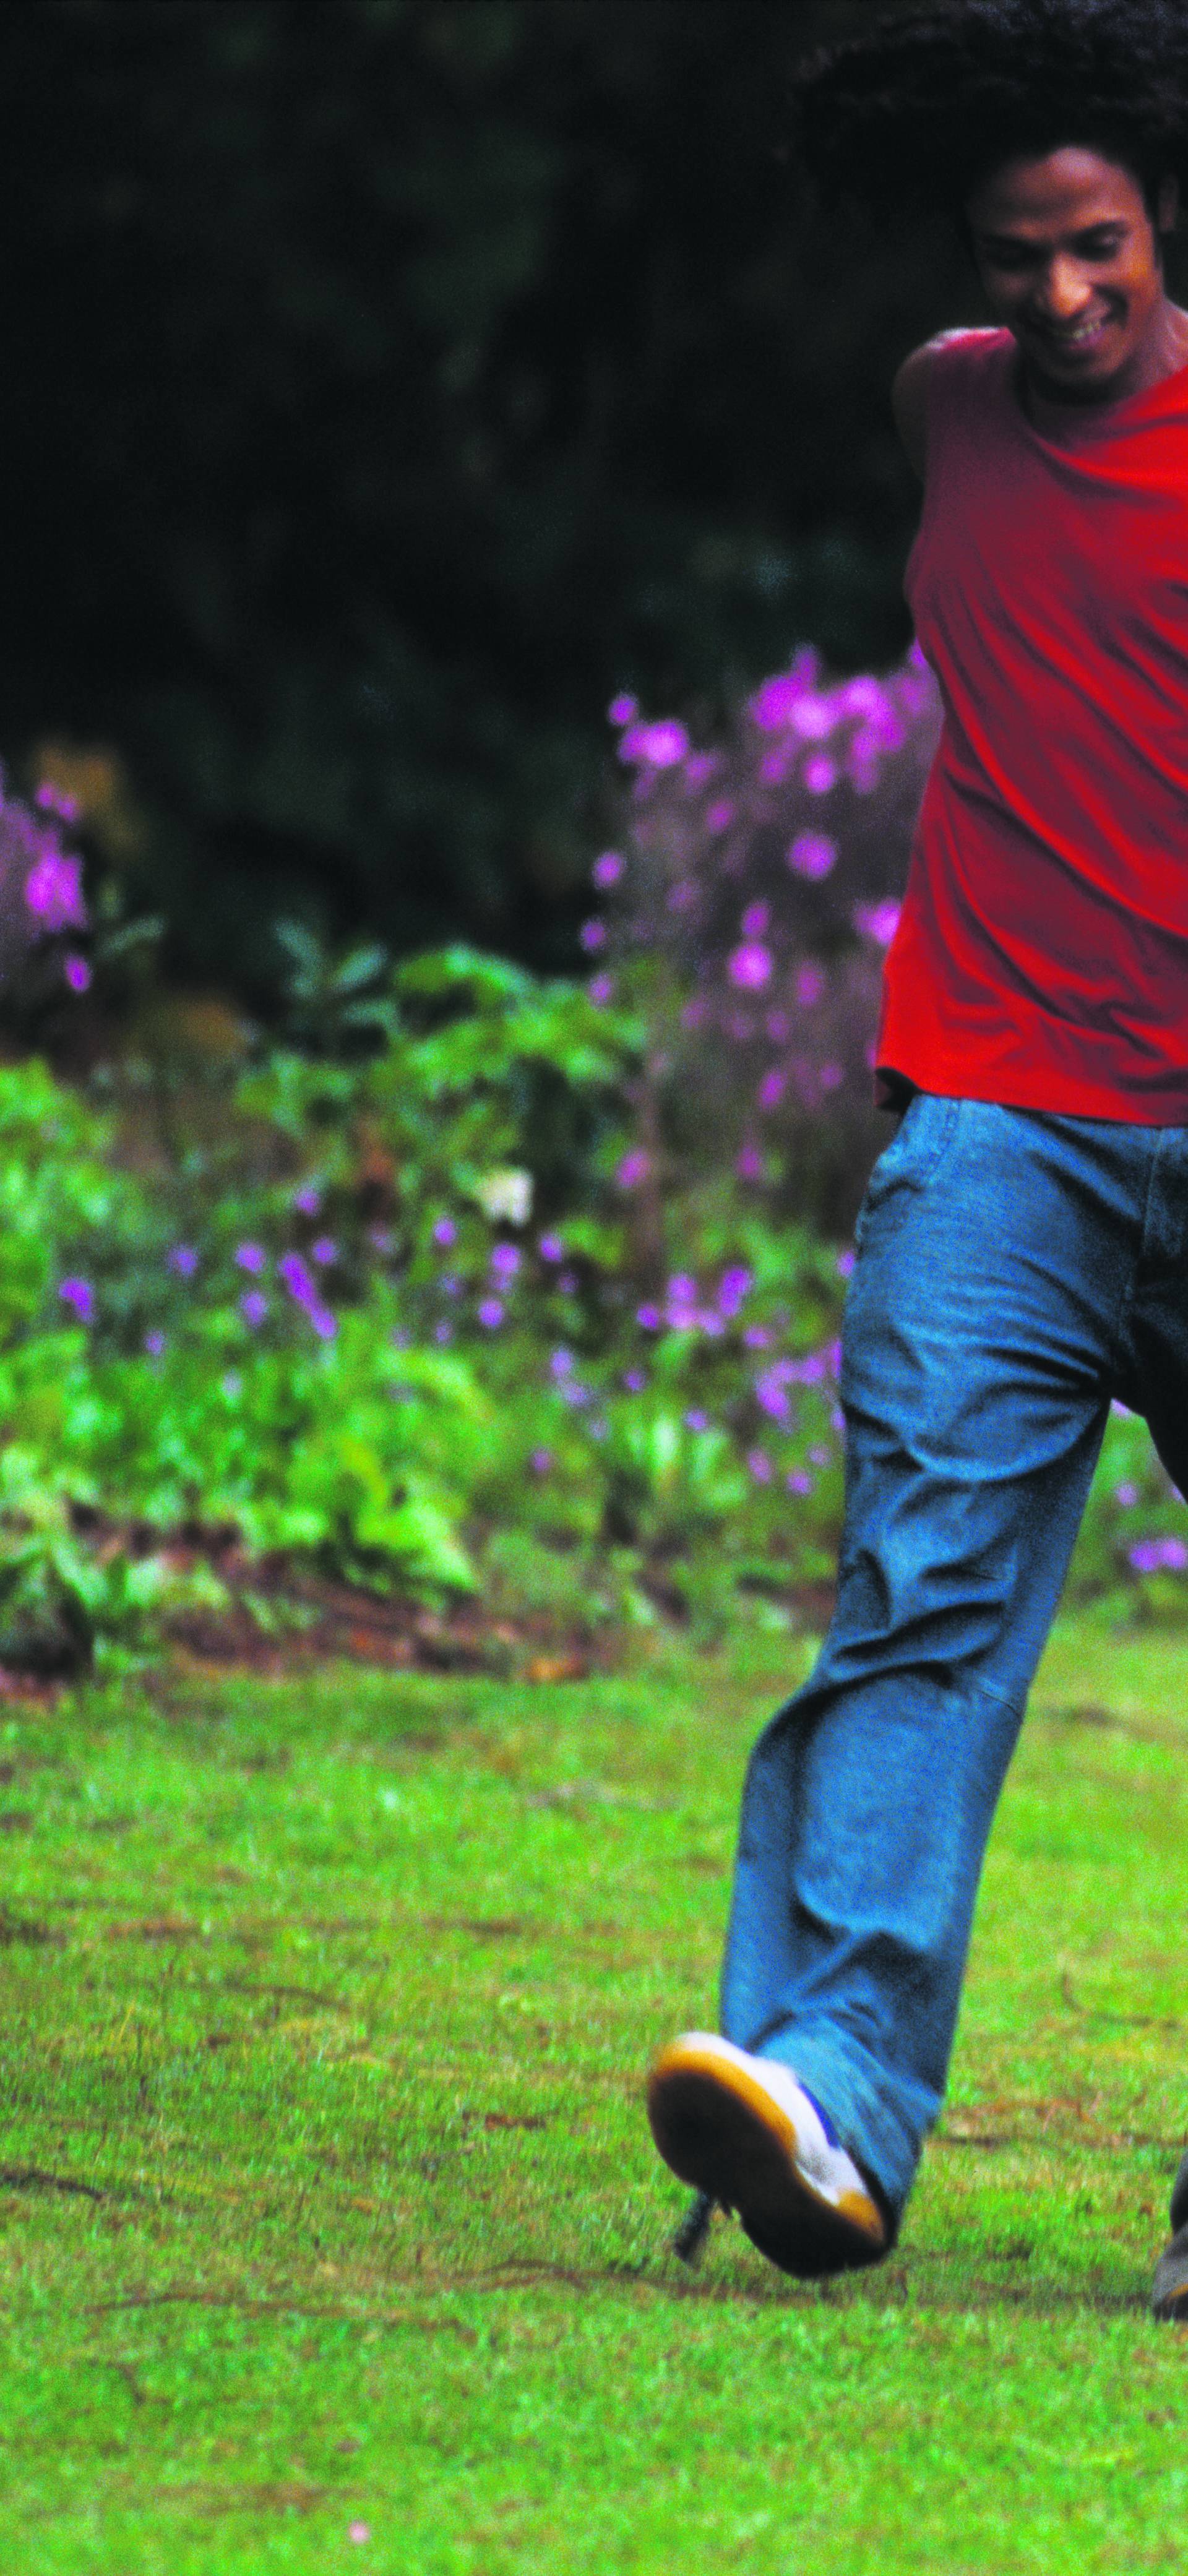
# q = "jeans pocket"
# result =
<box><xmin>854</xmin><ymin>1094</ymin><xmax>962</xmax><ymax>1246</ymax></box>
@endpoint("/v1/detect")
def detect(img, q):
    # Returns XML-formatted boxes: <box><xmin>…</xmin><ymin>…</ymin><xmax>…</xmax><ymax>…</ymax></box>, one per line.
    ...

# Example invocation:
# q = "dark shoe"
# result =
<box><xmin>1170</xmin><ymin>2147</ymin><xmax>1188</xmax><ymax>2235</ymax></box>
<box><xmin>647</xmin><ymin>2030</ymin><xmax>889</xmax><ymax>2280</ymax></box>
<box><xmin>1151</xmin><ymin>2148</ymin><xmax>1188</xmax><ymax>2321</ymax></box>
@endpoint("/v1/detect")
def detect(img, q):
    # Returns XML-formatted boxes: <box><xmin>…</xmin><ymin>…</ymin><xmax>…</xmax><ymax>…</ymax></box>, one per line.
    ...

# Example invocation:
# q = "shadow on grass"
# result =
<box><xmin>449</xmin><ymin>2248</ymin><xmax>1152</xmax><ymax>2318</ymax></box>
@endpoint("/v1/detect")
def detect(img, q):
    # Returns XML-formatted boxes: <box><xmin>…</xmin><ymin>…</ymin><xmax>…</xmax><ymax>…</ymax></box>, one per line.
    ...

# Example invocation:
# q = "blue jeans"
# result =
<box><xmin>720</xmin><ymin>1097</ymin><xmax>1188</xmax><ymax>2223</ymax></box>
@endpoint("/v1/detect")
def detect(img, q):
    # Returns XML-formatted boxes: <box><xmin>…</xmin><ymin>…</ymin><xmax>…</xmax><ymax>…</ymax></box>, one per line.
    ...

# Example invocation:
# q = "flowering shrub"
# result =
<box><xmin>588</xmin><ymin>645</ymin><xmax>942</xmax><ymax>1230</ymax></box>
<box><xmin>0</xmin><ymin>931</ymin><xmax>1168</xmax><ymax>1667</ymax></box>
<box><xmin>0</xmin><ymin>771</ymin><xmax>92</xmax><ymax>1007</ymax></box>
<box><xmin>0</xmin><ymin>697</ymin><xmax>1174</xmax><ymax>1658</ymax></box>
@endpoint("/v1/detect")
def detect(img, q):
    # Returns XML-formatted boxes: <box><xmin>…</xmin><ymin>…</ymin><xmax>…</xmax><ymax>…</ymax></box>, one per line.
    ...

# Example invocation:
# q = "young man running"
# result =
<box><xmin>647</xmin><ymin>0</ymin><xmax>1188</xmax><ymax>2321</ymax></box>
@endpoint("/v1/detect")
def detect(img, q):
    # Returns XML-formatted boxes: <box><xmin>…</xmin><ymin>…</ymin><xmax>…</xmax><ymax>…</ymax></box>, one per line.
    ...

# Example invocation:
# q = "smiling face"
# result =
<box><xmin>966</xmin><ymin>146</ymin><xmax>1182</xmax><ymax>408</ymax></box>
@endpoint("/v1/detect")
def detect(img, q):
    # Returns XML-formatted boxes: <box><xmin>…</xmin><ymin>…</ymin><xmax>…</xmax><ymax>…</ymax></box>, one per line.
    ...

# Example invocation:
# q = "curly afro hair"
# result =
<box><xmin>793</xmin><ymin>2</ymin><xmax>1188</xmax><ymax>219</ymax></box>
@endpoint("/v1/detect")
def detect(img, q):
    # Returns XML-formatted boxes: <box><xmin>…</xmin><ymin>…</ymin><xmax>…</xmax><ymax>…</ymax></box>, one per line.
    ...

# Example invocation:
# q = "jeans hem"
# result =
<box><xmin>750</xmin><ymin>2022</ymin><xmax>932</xmax><ymax>2220</ymax></box>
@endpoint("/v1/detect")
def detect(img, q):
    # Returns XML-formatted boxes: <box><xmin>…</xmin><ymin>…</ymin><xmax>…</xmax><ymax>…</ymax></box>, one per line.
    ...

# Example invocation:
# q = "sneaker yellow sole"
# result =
<box><xmin>647</xmin><ymin>2031</ymin><xmax>887</xmax><ymax>2280</ymax></box>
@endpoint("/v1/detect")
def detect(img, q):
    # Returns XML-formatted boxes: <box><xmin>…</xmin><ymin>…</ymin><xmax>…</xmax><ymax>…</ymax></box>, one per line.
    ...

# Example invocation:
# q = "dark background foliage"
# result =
<box><xmin>0</xmin><ymin>0</ymin><xmax>973</xmax><ymax>993</ymax></box>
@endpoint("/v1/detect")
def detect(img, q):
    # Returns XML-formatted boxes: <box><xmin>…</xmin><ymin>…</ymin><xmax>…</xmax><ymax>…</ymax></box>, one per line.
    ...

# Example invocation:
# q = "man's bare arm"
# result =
<box><xmin>892</xmin><ymin>331</ymin><xmax>973</xmax><ymax>481</ymax></box>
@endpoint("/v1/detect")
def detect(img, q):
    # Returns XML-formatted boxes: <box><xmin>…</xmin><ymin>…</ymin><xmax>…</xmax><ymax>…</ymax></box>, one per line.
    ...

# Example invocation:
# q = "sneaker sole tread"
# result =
<box><xmin>648</xmin><ymin>2038</ymin><xmax>885</xmax><ymax>2280</ymax></box>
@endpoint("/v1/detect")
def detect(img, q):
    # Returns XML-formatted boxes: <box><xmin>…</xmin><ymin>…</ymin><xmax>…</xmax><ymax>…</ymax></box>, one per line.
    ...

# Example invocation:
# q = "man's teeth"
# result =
<box><xmin>1046</xmin><ymin>317</ymin><xmax>1108</xmax><ymax>346</ymax></box>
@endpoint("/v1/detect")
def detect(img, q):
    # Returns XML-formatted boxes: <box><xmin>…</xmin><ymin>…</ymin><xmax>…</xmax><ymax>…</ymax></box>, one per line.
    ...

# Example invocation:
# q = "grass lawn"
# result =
<box><xmin>0</xmin><ymin>1614</ymin><xmax>1184</xmax><ymax>2572</ymax></box>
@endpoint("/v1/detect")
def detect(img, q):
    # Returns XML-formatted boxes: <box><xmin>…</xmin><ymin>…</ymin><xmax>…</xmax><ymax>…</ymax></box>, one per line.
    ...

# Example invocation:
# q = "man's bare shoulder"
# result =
<box><xmin>892</xmin><ymin>328</ymin><xmax>993</xmax><ymax>479</ymax></box>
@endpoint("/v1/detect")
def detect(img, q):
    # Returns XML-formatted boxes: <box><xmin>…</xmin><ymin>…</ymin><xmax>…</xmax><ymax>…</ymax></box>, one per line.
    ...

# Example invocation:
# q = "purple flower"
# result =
<box><xmin>235</xmin><ymin>1242</ymin><xmax>267</xmax><ymax>1275</ymax></box>
<box><xmin>143</xmin><ymin>1328</ymin><xmax>165</xmax><ymax>1355</ymax></box>
<box><xmin>786</xmin><ymin>1469</ymin><xmax>812</xmax><ymax>1496</ymax></box>
<box><xmin>580</xmin><ymin>919</ymin><xmax>608</xmax><ymax>953</ymax></box>
<box><xmin>718</xmin><ymin>1266</ymin><xmax>752</xmax><ymax>1318</ymax></box>
<box><xmin>750</xmin><ymin>673</ymin><xmax>811</xmax><ymax>732</ymax></box>
<box><xmin>477</xmin><ymin>1297</ymin><xmax>504</xmax><ymax>1330</ymax></box>
<box><xmin>293</xmin><ymin>1185</ymin><xmax>322</xmax><ymax>1216</ymax></box>
<box><xmin>538</xmin><ymin>1232</ymin><xmax>564</xmax><ymax>1263</ymax></box>
<box><xmin>440</xmin><ymin>1273</ymin><xmax>461</xmax><ymax>1299</ymax></box>
<box><xmin>742</xmin><ymin>1326</ymin><xmax>770</xmax><ymax>1350</ymax></box>
<box><xmin>810</xmin><ymin>1443</ymin><xmax>833</xmax><ymax>1468</ymax></box>
<box><xmin>668</xmin><ymin>1274</ymin><xmax>696</xmax><ymax>1306</ymax></box>
<box><xmin>837</xmin><ymin>1248</ymin><xmax>856</xmax><ymax>1278</ymax></box>
<box><xmin>434</xmin><ymin>1320</ymin><xmax>454</xmax><ymax>1344</ymax></box>
<box><xmin>619</xmin><ymin>718</ymin><xmax>689</xmax><ymax>769</ymax></box>
<box><xmin>787</xmin><ymin>832</ymin><xmax>837</xmax><ymax>880</ymax></box>
<box><xmin>311</xmin><ymin>1237</ymin><xmax>338</xmax><ymax>1266</ymax></box>
<box><xmin>728</xmin><ymin>943</ymin><xmax>773</xmax><ymax>992</ymax></box>
<box><xmin>666</xmin><ymin>879</ymin><xmax>696</xmax><ymax>914</ymax></box>
<box><xmin>617</xmin><ymin>1149</ymin><xmax>651</xmax><ymax>1190</ymax></box>
<box><xmin>736</xmin><ymin>1145</ymin><xmax>763</xmax><ymax>1182</ymax></box>
<box><xmin>838</xmin><ymin>676</ymin><xmax>889</xmax><ymax>722</ymax></box>
<box><xmin>278</xmin><ymin>1251</ymin><xmax>316</xmax><ymax>1305</ymax></box>
<box><xmin>550</xmin><ymin>1347</ymin><xmax>574</xmax><ymax>1380</ymax></box>
<box><xmin>530</xmin><ymin>1445</ymin><xmax>553</xmax><ymax>1475</ymax></box>
<box><xmin>310</xmin><ymin>1305</ymin><xmax>338</xmax><ymax>1342</ymax></box>
<box><xmin>558</xmin><ymin>1271</ymin><xmax>578</xmax><ymax>1294</ymax></box>
<box><xmin>758</xmin><ymin>1070</ymin><xmax>786</xmax><ymax>1111</ymax></box>
<box><xmin>747</xmin><ymin>1449</ymin><xmax>773</xmax><ymax>1485</ymax></box>
<box><xmin>491</xmin><ymin>1242</ymin><xmax>521</xmax><ymax>1283</ymax></box>
<box><xmin>588</xmin><ymin>974</ymin><xmax>614</xmax><ymax>1006</ymax></box>
<box><xmin>804</xmin><ymin>755</ymin><xmax>837</xmax><ymax>797</ymax></box>
<box><xmin>705</xmin><ymin>799</ymin><xmax>735</xmax><ymax>833</ymax></box>
<box><xmin>58</xmin><ymin>1276</ymin><xmax>94</xmax><ymax>1323</ymax></box>
<box><xmin>1129</xmin><ymin>1535</ymin><xmax>1188</xmax><ymax>1573</ymax></box>
<box><xmin>819</xmin><ymin>1063</ymin><xmax>845</xmax><ymax>1094</ymax></box>
<box><xmin>755</xmin><ymin>1377</ymin><xmax>791</xmax><ymax>1422</ymax></box>
<box><xmin>795</xmin><ymin>964</ymin><xmax>825</xmax><ymax>1008</ymax></box>
<box><xmin>432</xmin><ymin>1216</ymin><xmax>457</xmax><ymax>1248</ymax></box>
<box><xmin>853</xmin><ymin>899</ymin><xmax>902</xmax><ymax>948</ymax></box>
<box><xmin>622</xmin><ymin>1369</ymin><xmax>646</xmax><ymax>1391</ymax></box>
<box><xmin>64</xmin><ymin>954</ymin><xmax>92</xmax><ymax>994</ymax></box>
<box><xmin>239</xmin><ymin>1291</ymin><xmax>268</xmax><ymax>1326</ymax></box>
<box><xmin>1114</xmin><ymin>1481</ymin><xmax>1140</xmax><ymax>1508</ymax></box>
<box><xmin>741</xmin><ymin>901</ymin><xmax>769</xmax><ymax>938</ymax></box>
<box><xmin>607</xmin><ymin>693</ymin><xmax>637</xmax><ymax>727</ymax></box>
<box><xmin>592</xmin><ymin>851</ymin><xmax>624</xmax><ymax>890</ymax></box>
<box><xmin>25</xmin><ymin>849</ymin><xmax>86</xmax><ymax>929</ymax></box>
<box><xmin>168</xmin><ymin>1245</ymin><xmax>199</xmax><ymax>1278</ymax></box>
<box><xmin>33</xmin><ymin>781</ymin><xmax>80</xmax><ymax>823</ymax></box>
<box><xmin>684</xmin><ymin>1409</ymin><xmax>709</xmax><ymax>1433</ymax></box>
<box><xmin>636</xmin><ymin>1303</ymin><xmax>662</xmax><ymax>1332</ymax></box>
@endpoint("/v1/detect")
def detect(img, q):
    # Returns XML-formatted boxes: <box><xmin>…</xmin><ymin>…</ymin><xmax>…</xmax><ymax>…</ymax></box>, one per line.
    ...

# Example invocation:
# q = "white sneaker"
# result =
<box><xmin>647</xmin><ymin>2031</ymin><xmax>887</xmax><ymax>2278</ymax></box>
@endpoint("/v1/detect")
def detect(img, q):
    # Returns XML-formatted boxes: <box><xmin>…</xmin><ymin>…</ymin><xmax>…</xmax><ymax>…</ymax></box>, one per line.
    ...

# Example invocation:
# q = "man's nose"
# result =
<box><xmin>1035</xmin><ymin>257</ymin><xmax>1095</xmax><ymax>320</ymax></box>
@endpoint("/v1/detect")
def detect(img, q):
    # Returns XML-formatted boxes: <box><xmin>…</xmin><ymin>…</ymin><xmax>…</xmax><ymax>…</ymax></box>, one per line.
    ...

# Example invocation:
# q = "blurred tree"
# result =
<box><xmin>0</xmin><ymin>0</ymin><xmax>974</xmax><ymax>991</ymax></box>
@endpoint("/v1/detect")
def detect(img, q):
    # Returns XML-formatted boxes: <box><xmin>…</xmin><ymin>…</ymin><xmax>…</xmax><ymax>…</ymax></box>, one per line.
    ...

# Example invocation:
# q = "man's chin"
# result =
<box><xmin>1020</xmin><ymin>335</ymin><xmax>1130</xmax><ymax>408</ymax></box>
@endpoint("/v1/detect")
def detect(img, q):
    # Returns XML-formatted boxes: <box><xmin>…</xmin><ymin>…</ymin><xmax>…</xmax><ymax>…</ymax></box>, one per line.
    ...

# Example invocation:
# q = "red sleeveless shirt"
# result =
<box><xmin>878</xmin><ymin>325</ymin><xmax>1188</xmax><ymax>1120</ymax></box>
